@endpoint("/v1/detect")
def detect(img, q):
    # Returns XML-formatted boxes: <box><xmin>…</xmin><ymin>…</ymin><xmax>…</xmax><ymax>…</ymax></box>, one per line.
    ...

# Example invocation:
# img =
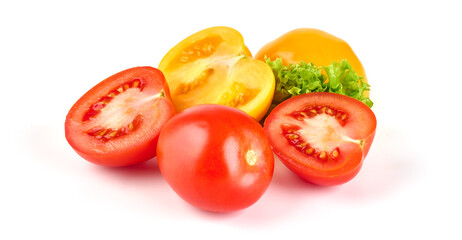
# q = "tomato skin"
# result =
<box><xmin>255</xmin><ymin>28</ymin><xmax>368</xmax><ymax>91</ymax></box>
<box><xmin>264</xmin><ymin>93</ymin><xmax>376</xmax><ymax>186</ymax></box>
<box><xmin>65</xmin><ymin>67</ymin><xmax>175</xmax><ymax>167</ymax></box>
<box><xmin>157</xmin><ymin>105</ymin><xmax>274</xmax><ymax>212</ymax></box>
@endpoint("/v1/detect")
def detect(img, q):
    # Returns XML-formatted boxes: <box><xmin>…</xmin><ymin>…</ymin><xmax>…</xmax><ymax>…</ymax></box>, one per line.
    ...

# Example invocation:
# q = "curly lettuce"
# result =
<box><xmin>265</xmin><ymin>57</ymin><xmax>373</xmax><ymax>108</ymax></box>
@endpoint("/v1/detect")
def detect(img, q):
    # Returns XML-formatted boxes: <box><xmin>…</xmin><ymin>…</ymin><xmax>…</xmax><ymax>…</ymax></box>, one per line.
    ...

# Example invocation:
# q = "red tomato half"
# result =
<box><xmin>65</xmin><ymin>67</ymin><xmax>175</xmax><ymax>167</ymax></box>
<box><xmin>264</xmin><ymin>93</ymin><xmax>376</xmax><ymax>186</ymax></box>
<box><xmin>157</xmin><ymin>105</ymin><xmax>274</xmax><ymax>212</ymax></box>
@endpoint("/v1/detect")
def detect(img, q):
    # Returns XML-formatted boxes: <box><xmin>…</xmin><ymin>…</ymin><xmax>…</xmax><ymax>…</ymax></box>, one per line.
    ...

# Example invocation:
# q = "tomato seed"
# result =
<box><xmin>109</xmin><ymin>131</ymin><xmax>118</xmax><ymax>138</ymax></box>
<box><xmin>295</xmin><ymin>142</ymin><xmax>307</xmax><ymax>149</ymax></box>
<box><xmin>287</xmin><ymin>134</ymin><xmax>299</xmax><ymax>140</ymax></box>
<box><xmin>87</xmin><ymin>118</ymin><xmax>141</xmax><ymax>141</ymax></box>
<box><xmin>96</xmin><ymin>129</ymin><xmax>107</xmax><ymax>136</ymax></box>
<box><xmin>305</xmin><ymin>148</ymin><xmax>314</xmax><ymax>155</ymax></box>
<box><xmin>83</xmin><ymin>79</ymin><xmax>145</xmax><ymax>122</ymax></box>
<box><xmin>176</xmin><ymin>68</ymin><xmax>214</xmax><ymax>96</ymax></box>
<box><xmin>291</xmin><ymin>105</ymin><xmax>348</xmax><ymax>128</ymax></box>
<box><xmin>332</xmin><ymin>149</ymin><xmax>339</xmax><ymax>159</ymax></box>
<box><xmin>283</xmin><ymin>104</ymin><xmax>352</xmax><ymax>161</ymax></box>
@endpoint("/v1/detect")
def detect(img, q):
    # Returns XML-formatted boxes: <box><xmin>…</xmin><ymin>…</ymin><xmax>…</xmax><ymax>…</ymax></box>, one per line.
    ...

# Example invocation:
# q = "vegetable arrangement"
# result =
<box><xmin>65</xmin><ymin>27</ymin><xmax>377</xmax><ymax>212</ymax></box>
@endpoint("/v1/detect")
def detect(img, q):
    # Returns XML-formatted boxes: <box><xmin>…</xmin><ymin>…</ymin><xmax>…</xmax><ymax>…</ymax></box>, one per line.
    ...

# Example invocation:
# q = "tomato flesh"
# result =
<box><xmin>264</xmin><ymin>92</ymin><xmax>376</xmax><ymax>185</ymax></box>
<box><xmin>157</xmin><ymin>105</ymin><xmax>274</xmax><ymax>212</ymax></box>
<box><xmin>159</xmin><ymin>27</ymin><xmax>274</xmax><ymax>121</ymax></box>
<box><xmin>65</xmin><ymin>67</ymin><xmax>175</xmax><ymax>167</ymax></box>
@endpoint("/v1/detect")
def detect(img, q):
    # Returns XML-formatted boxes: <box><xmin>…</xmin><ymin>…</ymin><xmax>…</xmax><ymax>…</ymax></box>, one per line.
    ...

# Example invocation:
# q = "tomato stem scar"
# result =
<box><xmin>245</xmin><ymin>150</ymin><xmax>257</xmax><ymax>166</ymax></box>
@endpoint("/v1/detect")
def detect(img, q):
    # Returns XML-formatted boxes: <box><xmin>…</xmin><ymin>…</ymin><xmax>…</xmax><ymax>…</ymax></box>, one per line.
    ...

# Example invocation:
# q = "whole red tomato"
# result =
<box><xmin>157</xmin><ymin>104</ymin><xmax>274</xmax><ymax>212</ymax></box>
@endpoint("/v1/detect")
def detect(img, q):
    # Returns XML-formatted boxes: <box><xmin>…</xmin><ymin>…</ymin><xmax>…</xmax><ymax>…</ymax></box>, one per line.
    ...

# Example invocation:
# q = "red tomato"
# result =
<box><xmin>65</xmin><ymin>67</ymin><xmax>175</xmax><ymax>167</ymax></box>
<box><xmin>264</xmin><ymin>93</ymin><xmax>376</xmax><ymax>186</ymax></box>
<box><xmin>157</xmin><ymin>104</ymin><xmax>274</xmax><ymax>212</ymax></box>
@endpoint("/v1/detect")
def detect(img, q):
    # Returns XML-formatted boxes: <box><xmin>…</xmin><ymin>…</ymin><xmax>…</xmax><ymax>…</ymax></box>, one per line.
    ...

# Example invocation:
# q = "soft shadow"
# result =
<box><xmin>189</xmin><ymin>205</ymin><xmax>244</xmax><ymax>219</ymax></box>
<box><xmin>337</xmin><ymin>151</ymin><xmax>421</xmax><ymax>203</ymax></box>
<box><xmin>270</xmin><ymin>154</ymin><xmax>339</xmax><ymax>193</ymax></box>
<box><xmin>191</xmin><ymin>158</ymin><xmax>342</xmax><ymax>225</ymax></box>
<box><xmin>27</xmin><ymin>122</ymin><xmax>418</xmax><ymax>222</ymax></box>
<box><xmin>27</xmin><ymin>123</ymin><xmax>164</xmax><ymax>184</ymax></box>
<box><xmin>335</xmin><ymin>122</ymin><xmax>424</xmax><ymax>203</ymax></box>
<box><xmin>92</xmin><ymin>158</ymin><xmax>161</xmax><ymax>180</ymax></box>
<box><xmin>236</xmin><ymin>158</ymin><xmax>340</xmax><ymax>223</ymax></box>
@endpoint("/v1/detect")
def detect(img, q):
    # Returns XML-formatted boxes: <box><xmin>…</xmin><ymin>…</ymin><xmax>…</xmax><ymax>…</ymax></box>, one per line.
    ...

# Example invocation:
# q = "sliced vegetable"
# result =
<box><xmin>158</xmin><ymin>26</ymin><xmax>274</xmax><ymax>121</ymax></box>
<box><xmin>65</xmin><ymin>67</ymin><xmax>175</xmax><ymax>167</ymax></box>
<box><xmin>264</xmin><ymin>92</ymin><xmax>376</xmax><ymax>186</ymax></box>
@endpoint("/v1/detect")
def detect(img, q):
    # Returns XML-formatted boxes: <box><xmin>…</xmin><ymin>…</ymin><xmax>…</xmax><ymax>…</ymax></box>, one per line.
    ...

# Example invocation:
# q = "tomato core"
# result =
<box><xmin>83</xmin><ymin>78</ymin><xmax>145</xmax><ymax>121</ymax></box>
<box><xmin>82</xmin><ymin>78</ymin><xmax>164</xmax><ymax>142</ymax></box>
<box><xmin>281</xmin><ymin>104</ymin><xmax>363</xmax><ymax>164</ymax></box>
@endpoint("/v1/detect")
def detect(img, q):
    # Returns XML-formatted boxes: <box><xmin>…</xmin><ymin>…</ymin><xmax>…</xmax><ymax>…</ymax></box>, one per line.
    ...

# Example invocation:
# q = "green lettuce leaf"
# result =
<box><xmin>265</xmin><ymin>57</ymin><xmax>373</xmax><ymax>108</ymax></box>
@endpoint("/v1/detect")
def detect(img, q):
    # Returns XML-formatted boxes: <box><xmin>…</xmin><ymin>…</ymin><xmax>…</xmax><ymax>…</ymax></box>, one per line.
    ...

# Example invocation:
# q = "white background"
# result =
<box><xmin>1</xmin><ymin>0</ymin><xmax>461</xmax><ymax>239</ymax></box>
